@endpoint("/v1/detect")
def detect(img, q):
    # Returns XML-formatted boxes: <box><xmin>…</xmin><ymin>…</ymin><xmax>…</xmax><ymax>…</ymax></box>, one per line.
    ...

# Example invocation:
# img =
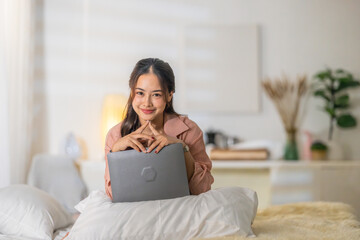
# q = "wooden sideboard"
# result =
<box><xmin>211</xmin><ymin>160</ymin><xmax>360</xmax><ymax>218</ymax></box>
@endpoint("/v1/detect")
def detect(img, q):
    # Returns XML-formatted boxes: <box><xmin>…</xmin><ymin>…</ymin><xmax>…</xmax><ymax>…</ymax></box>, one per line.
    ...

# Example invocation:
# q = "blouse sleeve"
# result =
<box><xmin>104</xmin><ymin>131</ymin><xmax>115</xmax><ymax>199</ymax></box>
<box><xmin>186</xmin><ymin>127</ymin><xmax>214</xmax><ymax>195</ymax></box>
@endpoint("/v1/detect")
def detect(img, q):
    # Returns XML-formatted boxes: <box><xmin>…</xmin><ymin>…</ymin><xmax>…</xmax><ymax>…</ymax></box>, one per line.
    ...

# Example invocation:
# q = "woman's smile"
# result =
<box><xmin>141</xmin><ymin>108</ymin><xmax>155</xmax><ymax>114</ymax></box>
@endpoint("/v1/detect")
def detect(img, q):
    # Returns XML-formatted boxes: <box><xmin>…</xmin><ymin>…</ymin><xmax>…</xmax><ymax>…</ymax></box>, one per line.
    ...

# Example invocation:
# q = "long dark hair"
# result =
<box><xmin>120</xmin><ymin>58</ymin><xmax>178</xmax><ymax>136</ymax></box>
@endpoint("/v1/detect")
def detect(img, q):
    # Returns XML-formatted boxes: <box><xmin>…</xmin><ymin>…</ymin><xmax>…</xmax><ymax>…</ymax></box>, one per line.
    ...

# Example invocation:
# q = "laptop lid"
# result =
<box><xmin>107</xmin><ymin>143</ymin><xmax>190</xmax><ymax>203</ymax></box>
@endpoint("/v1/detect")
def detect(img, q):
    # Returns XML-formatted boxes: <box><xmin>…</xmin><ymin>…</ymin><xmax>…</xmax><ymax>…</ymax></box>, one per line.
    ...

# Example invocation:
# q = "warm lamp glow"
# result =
<box><xmin>101</xmin><ymin>94</ymin><xmax>128</xmax><ymax>145</ymax></box>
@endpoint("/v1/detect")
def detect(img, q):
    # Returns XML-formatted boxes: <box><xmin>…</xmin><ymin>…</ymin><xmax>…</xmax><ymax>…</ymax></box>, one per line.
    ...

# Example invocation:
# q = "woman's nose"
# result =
<box><xmin>143</xmin><ymin>95</ymin><xmax>152</xmax><ymax>106</ymax></box>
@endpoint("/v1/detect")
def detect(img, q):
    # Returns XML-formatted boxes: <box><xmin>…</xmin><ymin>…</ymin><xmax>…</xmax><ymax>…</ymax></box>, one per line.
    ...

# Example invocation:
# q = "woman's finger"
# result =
<box><xmin>135</xmin><ymin>121</ymin><xmax>149</xmax><ymax>133</ymax></box>
<box><xmin>128</xmin><ymin>141</ymin><xmax>141</xmax><ymax>152</ymax></box>
<box><xmin>147</xmin><ymin>139</ymin><xmax>155</xmax><ymax>147</ymax></box>
<box><xmin>155</xmin><ymin>142</ymin><xmax>167</xmax><ymax>154</ymax></box>
<box><xmin>148</xmin><ymin>122</ymin><xmax>160</xmax><ymax>136</ymax></box>
<box><xmin>146</xmin><ymin>139</ymin><xmax>161</xmax><ymax>153</ymax></box>
<box><xmin>130</xmin><ymin>138</ymin><xmax>147</xmax><ymax>152</ymax></box>
<box><xmin>133</xmin><ymin>133</ymin><xmax>154</xmax><ymax>141</ymax></box>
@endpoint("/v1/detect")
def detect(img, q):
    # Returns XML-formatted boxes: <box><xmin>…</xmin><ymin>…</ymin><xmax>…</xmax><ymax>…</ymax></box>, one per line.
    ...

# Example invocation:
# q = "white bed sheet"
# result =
<box><xmin>0</xmin><ymin>225</ymin><xmax>72</xmax><ymax>240</ymax></box>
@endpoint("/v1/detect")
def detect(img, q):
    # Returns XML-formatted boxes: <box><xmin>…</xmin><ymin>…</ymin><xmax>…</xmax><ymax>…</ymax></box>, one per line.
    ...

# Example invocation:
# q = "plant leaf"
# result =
<box><xmin>335</xmin><ymin>104</ymin><xmax>349</xmax><ymax>109</ymax></box>
<box><xmin>336</xmin><ymin>80</ymin><xmax>360</xmax><ymax>92</ymax></box>
<box><xmin>314</xmin><ymin>90</ymin><xmax>330</xmax><ymax>101</ymax></box>
<box><xmin>337</xmin><ymin>114</ymin><xmax>357</xmax><ymax>128</ymax></box>
<box><xmin>314</xmin><ymin>70</ymin><xmax>332</xmax><ymax>81</ymax></box>
<box><xmin>325</xmin><ymin>107</ymin><xmax>336</xmax><ymax>117</ymax></box>
<box><xmin>335</xmin><ymin>69</ymin><xmax>344</xmax><ymax>74</ymax></box>
<box><xmin>338</xmin><ymin>77</ymin><xmax>352</xmax><ymax>83</ymax></box>
<box><xmin>335</xmin><ymin>69</ymin><xmax>353</xmax><ymax>79</ymax></box>
<box><xmin>335</xmin><ymin>94</ymin><xmax>349</xmax><ymax>108</ymax></box>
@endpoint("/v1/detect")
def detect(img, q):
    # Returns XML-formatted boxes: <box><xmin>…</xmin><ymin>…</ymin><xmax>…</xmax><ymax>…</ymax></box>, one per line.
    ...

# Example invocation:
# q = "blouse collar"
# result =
<box><xmin>163</xmin><ymin>113</ymin><xmax>190</xmax><ymax>137</ymax></box>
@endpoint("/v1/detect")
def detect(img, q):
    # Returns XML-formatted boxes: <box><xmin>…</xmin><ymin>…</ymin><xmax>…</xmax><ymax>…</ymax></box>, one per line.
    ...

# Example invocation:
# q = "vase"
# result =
<box><xmin>64</xmin><ymin>132</ymin><xmax>82</xmax><ymax>160</ymax></box>
<box><xmin>284</xmin><ymin>131</ymin><xmax>299</xmax><ymax>160</ymax></box>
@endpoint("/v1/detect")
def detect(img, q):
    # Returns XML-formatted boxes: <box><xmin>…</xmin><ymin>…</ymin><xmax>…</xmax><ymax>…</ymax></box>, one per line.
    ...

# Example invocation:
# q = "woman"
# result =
<box><xmin>104</xmin><ymin>58</ymin><xmax>214</xmax><ymax>199</ymax></box>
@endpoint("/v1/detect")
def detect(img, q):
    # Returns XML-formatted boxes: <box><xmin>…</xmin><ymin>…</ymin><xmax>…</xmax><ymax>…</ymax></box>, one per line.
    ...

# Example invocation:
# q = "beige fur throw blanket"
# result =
<box><xmin>200</xmin><ymin>202</ymin><xmax>360</xmax><ymax>240</ymax></box>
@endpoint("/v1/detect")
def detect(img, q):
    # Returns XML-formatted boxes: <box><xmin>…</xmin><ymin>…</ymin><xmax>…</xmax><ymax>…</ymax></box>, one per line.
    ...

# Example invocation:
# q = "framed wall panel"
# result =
<box><xmin>182</xmin><ymin>25</ymin><xmax>260</xmax><ymax>113</ymax></box>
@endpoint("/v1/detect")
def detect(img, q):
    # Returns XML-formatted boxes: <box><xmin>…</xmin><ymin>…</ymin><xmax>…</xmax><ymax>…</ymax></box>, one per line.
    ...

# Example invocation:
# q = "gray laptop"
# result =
<box><xmin>107</xmin><ymin>143</ymin><xmax>190</xmax><ymax>203</ymax></box>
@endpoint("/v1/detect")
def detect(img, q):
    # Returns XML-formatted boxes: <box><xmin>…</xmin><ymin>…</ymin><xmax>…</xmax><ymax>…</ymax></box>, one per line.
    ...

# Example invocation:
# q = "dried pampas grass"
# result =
<box><xmin>262</xmin><ymin>75</ymin><xmax>307</xmax><ymax>133</ymax></box>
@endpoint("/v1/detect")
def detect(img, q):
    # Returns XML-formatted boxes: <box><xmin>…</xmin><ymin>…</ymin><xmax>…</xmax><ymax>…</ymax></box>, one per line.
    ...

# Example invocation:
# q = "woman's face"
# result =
<box><xmin>132</xmin><ymin>72</ymin><xmax>172</xmax><ymax>123</ymax></box>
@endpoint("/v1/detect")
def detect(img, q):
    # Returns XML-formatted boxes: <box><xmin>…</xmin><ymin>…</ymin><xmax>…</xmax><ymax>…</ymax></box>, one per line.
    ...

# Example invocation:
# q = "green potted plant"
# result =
<box><xmin>311</xmin><ymin>141</ymin><xmax>328</xmax><ymax>161</ymax></box>
<box><xmin>313</xmin><ymin>68</ymin><xmax>360</xmax><ymax>141</ymax></box>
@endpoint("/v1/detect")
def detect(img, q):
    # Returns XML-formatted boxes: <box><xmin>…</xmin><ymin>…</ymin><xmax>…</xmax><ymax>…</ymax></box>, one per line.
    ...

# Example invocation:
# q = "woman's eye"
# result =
<box><xmin>136</xmin><ymin>92</ymin><xmax>144</xmax><ymax>96</ymax></box>
<box><xmin>153</xmin><ymin>93</ymin><xmax>162</xmax><ymax>97</ymax></box>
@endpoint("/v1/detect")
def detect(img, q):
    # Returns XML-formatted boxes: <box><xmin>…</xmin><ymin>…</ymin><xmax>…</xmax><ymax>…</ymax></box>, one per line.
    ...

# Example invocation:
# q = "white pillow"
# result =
<box><xmin>27</xmin><ymin>154</ymin><xmax>88</xmax><ymax>213</ymax></box>
<box><xmin>67</xmin><ymin>187</ymin><xmax>258</xmax><ymax>240</ymax></box>
<box><xmin>0</xmin><ymin>184</ymin><xmax>73</xmax><ymax>240</ymax></box>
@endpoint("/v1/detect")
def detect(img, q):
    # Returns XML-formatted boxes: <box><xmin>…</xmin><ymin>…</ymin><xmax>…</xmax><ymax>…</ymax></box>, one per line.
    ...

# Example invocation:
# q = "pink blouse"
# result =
<box><xmin>104</xmin><ymin>114</ymin><xmax>214</xmax><ymax>199</ymax></box>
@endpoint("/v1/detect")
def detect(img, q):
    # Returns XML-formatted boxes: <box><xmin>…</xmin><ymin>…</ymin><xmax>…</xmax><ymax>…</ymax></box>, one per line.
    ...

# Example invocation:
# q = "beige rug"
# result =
<box><xmin>201</xmin><ymin>202</ymin><xmax>360</xmax><ymax>240</ymax></box>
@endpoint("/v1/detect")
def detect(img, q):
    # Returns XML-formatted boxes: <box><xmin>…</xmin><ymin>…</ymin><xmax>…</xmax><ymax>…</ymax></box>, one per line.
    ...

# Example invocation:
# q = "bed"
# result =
<box><xmin>59</xmin><ymin>202</ymin><xmax>360</xmax><ymax>240</ymax></box>
<box><xmin>1</xmin><ymin>154</ymin><xmax>360</xmax><ymax>240</ymax></box>
<box><xmin>202</xmin><ymin>201</ymin><xmax>360</xmax><ymax>240</ymax></box>
<box><xmin>1</xmin><ymin>185</ymin><xmax>360</xmax><ymax>240</ymax></box>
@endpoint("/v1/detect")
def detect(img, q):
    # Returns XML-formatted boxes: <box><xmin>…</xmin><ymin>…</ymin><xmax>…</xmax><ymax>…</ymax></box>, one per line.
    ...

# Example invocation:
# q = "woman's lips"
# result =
<box><xmin>141</xmin><ymin>109</ymin><xmax>155</xmax><ymax>114</ymax></box>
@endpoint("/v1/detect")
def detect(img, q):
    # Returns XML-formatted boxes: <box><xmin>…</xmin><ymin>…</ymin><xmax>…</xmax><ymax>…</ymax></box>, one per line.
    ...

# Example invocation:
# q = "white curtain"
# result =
<box><xmin>0</xmin><ymin>0</ymin><xmax>35</xmax><ymax>186</ymax></box>
<box><xmin>0</xmin><ymin>1</ymin><xmax>10</xmax><ymax>187</ymax></box>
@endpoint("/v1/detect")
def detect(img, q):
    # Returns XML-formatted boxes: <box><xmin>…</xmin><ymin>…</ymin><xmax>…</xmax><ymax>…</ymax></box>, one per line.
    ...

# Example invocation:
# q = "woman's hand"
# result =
<box><xmin>111</xmin><ymin>121</ymin><xmax>154</xmax><ymax>152</ymax></box>
<box><xmin>146</xmin><ymin>122</ymin><xmax>184</xmax><ymax>153</ymax></box>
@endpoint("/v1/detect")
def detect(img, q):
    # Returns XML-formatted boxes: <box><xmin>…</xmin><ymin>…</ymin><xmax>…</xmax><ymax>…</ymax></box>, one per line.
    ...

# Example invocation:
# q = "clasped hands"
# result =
<box><xmin>111</xmin><ymin>121</ymin><xmax>184</xmax><ymax>154</ymax></box>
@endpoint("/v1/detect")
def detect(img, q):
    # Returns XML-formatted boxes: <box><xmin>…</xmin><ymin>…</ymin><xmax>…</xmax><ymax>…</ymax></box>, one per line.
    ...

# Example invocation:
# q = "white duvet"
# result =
<box><xmin>66</xmin><ymin>187</ymin><xmax>258</xmax><ymax>240</ymax></box>
<box><xmin>0</xmin><ymin>186</ymin><xmax>258</xmax><ymax>240</ymax></box>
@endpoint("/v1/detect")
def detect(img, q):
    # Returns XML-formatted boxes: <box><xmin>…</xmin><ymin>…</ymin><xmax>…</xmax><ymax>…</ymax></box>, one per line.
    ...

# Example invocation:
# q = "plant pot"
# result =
<box><xmin>311</xmin><ymin>150</ymin><xmax>327</xmax><ymax>161</ymax></box>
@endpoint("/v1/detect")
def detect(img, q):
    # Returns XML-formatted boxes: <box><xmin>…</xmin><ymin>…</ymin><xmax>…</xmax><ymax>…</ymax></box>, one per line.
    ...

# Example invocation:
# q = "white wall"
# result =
<box><xmin>41</xmin><ymin>0</ymin><xmax>360</xmax><ymax>160</ymax></box>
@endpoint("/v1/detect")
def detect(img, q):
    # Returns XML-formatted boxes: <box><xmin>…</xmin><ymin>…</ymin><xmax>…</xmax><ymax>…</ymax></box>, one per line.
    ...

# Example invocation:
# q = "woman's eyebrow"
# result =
<box><xmin>135</xmin><ymin>88</ymin><xmax>162</xmax><ymax>93</ymax></box>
